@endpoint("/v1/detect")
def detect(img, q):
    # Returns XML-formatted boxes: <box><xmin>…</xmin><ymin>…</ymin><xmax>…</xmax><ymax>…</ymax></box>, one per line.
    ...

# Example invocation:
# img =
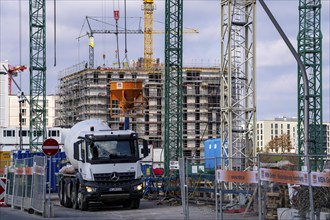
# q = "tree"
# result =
<box><xmin>265</xmin><ymin>134</ymin><xmax>292</xmax><ymax>153</ymax></box>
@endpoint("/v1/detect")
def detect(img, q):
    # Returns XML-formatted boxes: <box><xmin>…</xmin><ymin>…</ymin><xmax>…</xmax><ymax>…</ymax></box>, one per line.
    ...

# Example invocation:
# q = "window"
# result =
<box><xmin>22</xmin><ymin>109</ymin><xmax>26</xmax><ymax>116</ymax></box>
<box><xmin>93</xmin><ymin>73</ymin><xmax>99</xmax><ymax>83</ymax></box>
<box><xmin>22</xmin><ymin>118</ymin><xmax>26</xmax><ymax>126</ymax></box>
<box><xmin>19</xmin><ymin>130</ymin><xmax>28</xmax><ymax>137</ymax></box>
<box><xmin>49</xmin><ymin>130</ymin><xmax>59</xmax><ymax>137</ymax></box>
<box><xmin>4</xmin><ymin>130</ymin><xmax>15</xmax><ymax>137</ymax></box>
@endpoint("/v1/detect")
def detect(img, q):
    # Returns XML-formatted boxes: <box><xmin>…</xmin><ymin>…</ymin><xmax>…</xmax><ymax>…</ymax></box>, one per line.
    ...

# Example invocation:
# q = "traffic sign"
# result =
<box><xmin>42</xmin><ymin>138</ymin><xmax>59</xmax><ymax>156</ymax></box>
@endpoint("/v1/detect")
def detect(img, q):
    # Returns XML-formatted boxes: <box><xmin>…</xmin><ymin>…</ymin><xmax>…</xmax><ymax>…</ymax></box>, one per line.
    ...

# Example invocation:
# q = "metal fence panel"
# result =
<box><xmin>22</xmin><ymin>157</ymin><xmax>33</xmax><ymax>210</ymax></box>
<box><xmin>258</xmin><ymin>154</ymin><xmax>330</xmax><ymax>220</ymax></box>
<box><xmin>31</xmin><ymin>156</ymin><xmax>46</xmax><ymax>214</ymax></box>
<box><xmin>182</xmin><ymin>156</ymin><xmax>260</xmax><ymax>220</ymax></box>
<box><xmin>13</xmin><ymin>159</ymin><xmax>24</xmax><ymax>209</ymax></box>
<box><xmin>4</xmin><ymin>167</ymin><xmax>14</xmax><ymax>205</ymax></box>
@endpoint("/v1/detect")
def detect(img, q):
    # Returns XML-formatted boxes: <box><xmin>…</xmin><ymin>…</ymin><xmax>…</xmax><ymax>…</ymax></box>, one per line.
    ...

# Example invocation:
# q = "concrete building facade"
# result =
<box><xmin>55</xmin><ymin>63</ymin><xmax>221</xmax><ymax>157</ymax></box>
<box><xmin>257</xmin><ymin>117</ymin><xmax>330</xmax><ymax>156</ymax></box>
<box><xmin>256</xmin><ymin>117</ymin><xmax>298</xmax><ymax>153</ymax></box>
<box><xmin>8</xmin><ymin>95</ymin><xmax>57</xmax><ymax>128</ymax></box>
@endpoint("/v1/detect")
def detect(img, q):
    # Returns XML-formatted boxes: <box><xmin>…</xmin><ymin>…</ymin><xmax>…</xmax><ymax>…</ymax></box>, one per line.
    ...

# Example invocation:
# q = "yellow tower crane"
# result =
<box><xmin>142</xmin><ymin>0</ymin><xmax>155</xmax><ymax>70</ymax></box>
<box><xmin>142</xmin><ymin>0</ymin><xmax>198</xmax><ymax>71</ymax></box>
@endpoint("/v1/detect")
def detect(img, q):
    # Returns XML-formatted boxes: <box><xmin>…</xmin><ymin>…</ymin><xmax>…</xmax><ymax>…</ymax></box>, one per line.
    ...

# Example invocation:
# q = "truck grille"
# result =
<box><xmin>94</xmin><ymin>172</ymin><xmax>135</xmax><ymax>183</ymax></box>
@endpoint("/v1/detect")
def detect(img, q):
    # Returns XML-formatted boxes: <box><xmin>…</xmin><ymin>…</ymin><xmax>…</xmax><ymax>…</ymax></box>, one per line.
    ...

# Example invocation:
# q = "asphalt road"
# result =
<box><xmin>0</xmin><ymin>194</ymin><xmax>259</xmax><ymax>220</ymax></box>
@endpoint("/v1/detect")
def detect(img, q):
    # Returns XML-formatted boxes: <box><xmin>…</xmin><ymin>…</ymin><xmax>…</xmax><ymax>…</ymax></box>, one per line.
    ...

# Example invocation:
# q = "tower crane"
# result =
<box><xmin>142</xmin><ymin>0</ymin><xmax>198</xmax><ymax>71</ymax></box>
<box><xmin>79</xmin><ymin>16</ymin><xmax>143</xmax><ymax>68</ymax></box>
<box><xmin>7</xmin><ymin>65</ymin><xmax>27</xmax><ymax>95</ymax></box>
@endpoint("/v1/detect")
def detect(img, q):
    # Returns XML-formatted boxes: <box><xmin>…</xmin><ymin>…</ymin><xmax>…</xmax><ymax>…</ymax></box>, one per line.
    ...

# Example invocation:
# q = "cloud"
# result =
<box><xmin>1</xmin><ymin>0</ymin><xmax>329</xmax><ymax>121</ymax></box>
<box><xmin>257</xmin><ymin>38</ymin><xmax>296</xmax><ymax>67</ymax></box>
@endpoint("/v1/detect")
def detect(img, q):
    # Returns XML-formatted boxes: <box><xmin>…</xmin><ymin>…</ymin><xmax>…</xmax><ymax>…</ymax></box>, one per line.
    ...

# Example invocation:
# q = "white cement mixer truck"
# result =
<box><xmin>57</xmin><ymin>119</ymin><xmax>149</xmax><ymax>211</ymax></box>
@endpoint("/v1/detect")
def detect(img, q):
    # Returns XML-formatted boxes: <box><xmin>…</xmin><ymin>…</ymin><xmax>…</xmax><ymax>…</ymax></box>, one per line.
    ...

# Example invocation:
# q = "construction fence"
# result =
<box><xmin>179</xmin><ymin>154</ymin><xmax>330</xmax><ymax>220</ymax></box>
<box><xmin>1</xmin><ymin>155</ymin><xmax>47</xmax><ymax>216</ymax></box>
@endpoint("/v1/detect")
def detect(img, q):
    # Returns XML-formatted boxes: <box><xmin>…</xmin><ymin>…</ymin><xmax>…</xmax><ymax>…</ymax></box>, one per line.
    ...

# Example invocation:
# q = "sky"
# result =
<box><xmin>0</xmin><ymin>0</ymin><xmax>329</xmax><ymax>122</ymax></box>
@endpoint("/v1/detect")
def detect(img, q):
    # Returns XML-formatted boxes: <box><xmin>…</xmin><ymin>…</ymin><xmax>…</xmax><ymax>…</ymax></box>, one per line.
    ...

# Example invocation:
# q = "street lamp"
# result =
<box><xmin>17</xmin><ymin>91</ymin><xmax>26</xmax><ymax>150</ymax></box>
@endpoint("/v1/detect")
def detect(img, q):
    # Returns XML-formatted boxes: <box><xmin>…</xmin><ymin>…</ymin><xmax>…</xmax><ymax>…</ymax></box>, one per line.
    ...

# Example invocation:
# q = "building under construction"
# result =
<box><xmin>55</xmin><ymin>61</ymin><xmax>221</xmax><ymax>157</ymax></box>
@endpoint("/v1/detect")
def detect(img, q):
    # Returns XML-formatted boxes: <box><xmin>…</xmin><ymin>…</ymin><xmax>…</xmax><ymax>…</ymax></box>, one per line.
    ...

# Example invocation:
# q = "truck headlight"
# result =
<box><xmin>86</xmin><ymin>186</ymin><xmax>97</xmax><ymax>193</ymax></box>
<box><xmin>134</xmin><ymin>184</ymin><xmax>143</xmax><ymax>191</ymax></box>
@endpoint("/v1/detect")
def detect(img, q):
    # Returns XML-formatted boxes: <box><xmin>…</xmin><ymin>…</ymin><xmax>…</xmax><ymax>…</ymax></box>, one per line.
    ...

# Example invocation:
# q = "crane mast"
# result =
<box><xmin>29</xmin><ymin>0</ymin><xmax>46</xmax><ymax>150</ymax></box>
<box><xmin>297</xmin><ymin>0</ymin><xmax>324</xmax><ymax>171</ymax></box>
<box><xmin>220</xmin><ymin>0</ymin><xmax>256</xmax><ymax>172</ymax></box>
<box><xmin>163</xmin><ymin>0</ymin><xmax>183</xmax><ymax>176</ymax></box>
<box><xmin>142</xmin><ymin>0</ymin><xmax>155</xmax><ymax>70</ymax></box>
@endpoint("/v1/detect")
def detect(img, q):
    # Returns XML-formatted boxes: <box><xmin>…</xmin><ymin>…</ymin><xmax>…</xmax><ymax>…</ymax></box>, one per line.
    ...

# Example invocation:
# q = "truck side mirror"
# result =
<box><xmin>142</xmin><ymin>139</ymin><xmax>149</xmax><ymax>157</ymax></box>
<box><xmin>74</xmin><ymin>142</ymin><xmax>80</xmax><ymax>161</ymax></box>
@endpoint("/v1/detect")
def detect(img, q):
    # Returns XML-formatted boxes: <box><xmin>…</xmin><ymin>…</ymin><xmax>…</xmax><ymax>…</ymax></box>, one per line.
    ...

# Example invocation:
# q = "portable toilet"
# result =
<box><xmin>204</xmin><ymin>138</ymin><xmax>222</xmax><ymax>171</ymax></box>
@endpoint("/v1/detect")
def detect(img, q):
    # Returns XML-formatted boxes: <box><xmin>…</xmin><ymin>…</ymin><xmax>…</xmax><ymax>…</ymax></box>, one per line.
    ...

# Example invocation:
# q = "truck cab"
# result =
<box><xmin>58</xmin><ymin>126</ymin><xmax>149</xmax><ymax>211</ymax></box>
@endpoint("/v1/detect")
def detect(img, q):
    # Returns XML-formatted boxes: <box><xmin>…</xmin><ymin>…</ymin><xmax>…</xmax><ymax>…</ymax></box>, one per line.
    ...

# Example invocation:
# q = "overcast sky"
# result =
<box><xmin>0</xmin><ymin>0</ymin><xmax>329</xmax><ymax>122</ymax></box>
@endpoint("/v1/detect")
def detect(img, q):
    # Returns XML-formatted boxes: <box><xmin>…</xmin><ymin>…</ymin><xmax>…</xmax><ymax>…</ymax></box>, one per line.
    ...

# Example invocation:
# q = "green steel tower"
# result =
<box><xmin>29</xmin><ymin>0</ymin><xmax>46</xmax><ymax>150</ymax></box>
<box><xmin>163</xmin><ymin>0</ymin><xmax>183</xmax><ymax>176</ymax></box>
<box><xmin>297</xmin><ymin>0</ymin><xmax>323</xmax><ymax>170</ymax></box>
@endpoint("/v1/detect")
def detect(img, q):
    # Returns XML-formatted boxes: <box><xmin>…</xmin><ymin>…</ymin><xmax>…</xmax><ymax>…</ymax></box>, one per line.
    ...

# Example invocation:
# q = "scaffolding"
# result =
<box><xmin>55</xmin><ymin>65</ymin><xmax>221</xmax><ymax>158</ymax></box>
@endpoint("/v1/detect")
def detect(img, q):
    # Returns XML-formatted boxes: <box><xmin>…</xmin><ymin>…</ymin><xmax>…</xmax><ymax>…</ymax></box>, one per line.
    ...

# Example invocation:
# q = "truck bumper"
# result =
<box><xmin>83</xmin><ymin>181</ymin><xmax>143</xmax><ymax>203</ymax></box>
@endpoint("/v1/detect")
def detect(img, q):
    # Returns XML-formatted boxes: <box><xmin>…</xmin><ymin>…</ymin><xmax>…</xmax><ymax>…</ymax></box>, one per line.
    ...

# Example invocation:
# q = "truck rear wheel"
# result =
<box><xmin>71</xmin><ymin>182</ymin><xmax>79</xmax><ymax>210</ymax></box>
<box><xmin>58</xmin><ymin>180</ymin><xmax>64</xmax><ymax>206</ymax></box>
<box><xmin>63</xmin><ymin>180</ymin><xmax>72</xmax><ymax>208</ymax></box>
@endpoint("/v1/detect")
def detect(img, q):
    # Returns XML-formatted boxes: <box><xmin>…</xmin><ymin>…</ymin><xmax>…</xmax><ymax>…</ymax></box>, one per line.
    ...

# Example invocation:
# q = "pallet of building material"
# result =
<box><xmin>266</xmin><ymin>192</ymin><xmax>280</xmax><ymax>197</ymax></box>
<box><xmin>266</xmin><ymin>214</ymin><xmax>277</xmax><ymax>220</ymax></box>
<box><xmin>267</xmin><ymin>203</ymin><xmax>279</xmax><ymax>209</ymax></box>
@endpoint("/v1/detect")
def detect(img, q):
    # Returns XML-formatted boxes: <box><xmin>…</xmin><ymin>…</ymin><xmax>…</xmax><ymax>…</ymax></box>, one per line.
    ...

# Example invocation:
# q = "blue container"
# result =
<box><xmin>204</xmin><ymin>139</ymin><xmax>221</xmax><ymax>170</ymax></box>
<box><xmin>204</xmin><ymin>138</ymin><xmax>229</xmax><ymax>170</ymax></box>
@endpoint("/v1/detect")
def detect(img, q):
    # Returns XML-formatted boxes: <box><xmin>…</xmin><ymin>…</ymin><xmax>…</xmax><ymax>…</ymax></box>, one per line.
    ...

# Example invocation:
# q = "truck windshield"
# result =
<box><xmin>87</xmin><ymin>140</ymin><xmax>138</xmax><ymax>161</ymax></box>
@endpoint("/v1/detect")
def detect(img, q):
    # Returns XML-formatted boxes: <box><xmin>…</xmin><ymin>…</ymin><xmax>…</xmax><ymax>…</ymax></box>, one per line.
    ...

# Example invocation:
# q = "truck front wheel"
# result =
<box><xmin>77</xmin><ymin>185</ymin><xmax>88</xmax><ymax>211</ymax></box>
<box><xmin>123</xmin><ymin>198</ymin><xmax>140</xmax><ymax>209</ymax></box>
